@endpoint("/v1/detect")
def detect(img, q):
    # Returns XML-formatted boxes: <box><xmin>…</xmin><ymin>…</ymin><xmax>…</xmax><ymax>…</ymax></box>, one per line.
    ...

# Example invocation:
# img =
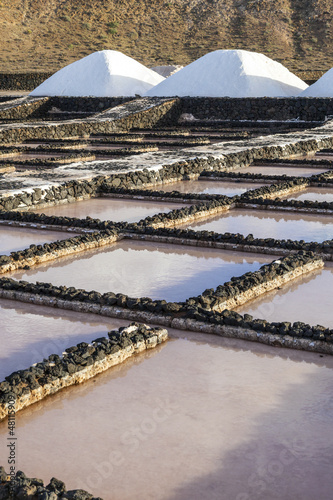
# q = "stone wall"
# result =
<box><xmin>0</xmin><ymin>96</ymin><xmax>133</xmax><ymax>121</ymax></box>
<box><xmin>0</xmin><ymin>229</ymin><xmax>119</xmax><ymax>273</ymax></box>
<box><xmin>0</xmin><ymin>251</ymin><xmax>331</xmax><ymax>354</ymax></box>
<box><xmin>0</xmin><ymin>98</ymin><xmax>179</xmax><ymax>143</ymax></box>
<box><xmin>0</xmin><ymin>96</ymin><xmax>21</xmax><ymax>103</ymax></box>
<box><xmin>49</xmin><ymin>96</ymin><xmax>133</xmax><ymax>113</ymax></box>
<box><xmin>0</xmin><ymin>73</ymin><xmax>53</xmax><ymax>91</ymax></box>
<box><xmin>0</xmin><ymin>469</ymin><xmax>99</xmax><ymax>500</ymax></box>
<box><xmin>178</xmin><ymin>97</ymin><xmax>333</xmax><ymax>122</ymax></box>
<box><xmin>124</xmin><ymin>226</ymin><xmax>333</xmax><ymax>258</ymax></box>
<box><xmin>16</xmin><ymin>95</ymin><xmax>333</xmax><ymax>123</ymax></box>
<box><xmin>0</xmin><ymin>323</ymin><xmax>168</xmax><ymax>421</ymax></box>
<box><xmin>186</xmin><ymin>253</ymin><xmax>324</xmax><ymax>312</ymax></box>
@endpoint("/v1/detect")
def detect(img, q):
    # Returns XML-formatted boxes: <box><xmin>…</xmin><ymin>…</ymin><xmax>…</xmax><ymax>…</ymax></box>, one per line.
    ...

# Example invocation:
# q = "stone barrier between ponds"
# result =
<box><xmin>238</xmin><ymin>199</ymin><xmax>333</xmax><ymax>215</ymax></box>
<box><xmin>0</xmin><ymin>178</ymin><xmax>105</xmax><ymax>212</ymax></box>
<box><xmin>0</xmin><ymin>73</ymin><xmax>53</xmax><ymax>90</ymax></box>
<box><xmin>236</xmin><ymin>177</ymin><xmax>333</xmax><ymax>214</ymax></box>
<box><xmin>1</xmin><ymin>131</ymin><xmax>333</xmax><ymax>214</ymax></box>
<box><xmin>0</xmin><ymin>96</ymin><xmax>50</xmax><ymax>120</ymax></box>
<box><xmin>0</xmin><ymin>468</ymin><xmax>100</xmax><ymax>500</ymax></box>
<box><xmin>2</xmin><ymin>94</ymin><xmax>333</xmax><ymax>122</ymax></box>
<box><xmin>0</xmin><ymin>229</ymin><xmax>119</xmax><ymax>273</ymax></box>
<box><xmin>254</xmin><ymin>158</ymin><xmax>333</xmax><ymax>167</ymax></box>
<box><xmin>0</xmin><ymin>96</ymin><xmax>133</xmax><ymax>121</ymax></box>
<box><xmin>0</xmin><ymin>252</ymin><xmax>331</xmax><ymax>354</ymax></box>
<box><xmin>102</xmin><ymin>178</ymin><xmax>333</xmax><ymax>216</ymax></box>
<box><xmin>142</xmin><ymin>199</ymin><xmax>232</xmax><ymax>228</ymax></box>
<box><xmin>201</xmin><ymin>167</ymin><xmax>333</xmax><ymax>184</ymax></box>
<box><xmin>0</xmin><ymin>160</ymin><xmax>331</xmax><ymax>215</ymax></box>
<box><xmin>0</xmin><ymin>204</ymin><xmax>332</xmax><ymax>260</ymax></box>
<box><xmin>185</xmin><ymin>253</ymin><xmax>324</xmax><ymax>312</ymax></box>
<box><xmin>0</xmin><ymin>209</ymin><xmax>116</xmax><ymax>231</ymax></box>
<box><xmin>0</xmin><ymin>323</ymin><xmax>168</xmax><ymax>421</ymax></box>
<box><xmin>177</xmin><ymin>97</ymin><xmax>333</xmax><ymax>122</ymax></box>
<box><xmin>124</xmin><ymin>226</ymin><xmax>333</xmax><ymax>259</ymax></box>
<box><xmin>0</xmin><ymin>97</ymin><xmax>180</xmax><ymax>143</ymax></box>
<box><xmin>238</xmin><ymin>178</ymin><xmax>310</xmax><ymax>199</ymax></box>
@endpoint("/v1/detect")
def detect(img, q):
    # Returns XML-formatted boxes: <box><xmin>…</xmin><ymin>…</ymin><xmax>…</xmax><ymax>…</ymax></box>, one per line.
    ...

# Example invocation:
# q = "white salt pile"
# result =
<box><xmin>300</xmin><ymin>67</ymin><xmax>333</xmax><ymax>97</ymax></box>
<box><xmin>30</xmin><ymin>50</ymin><xmax>165</xmax><ymax>97</ymax></box>
<box><xmin>145</xmin><ymin>49</ymin><xmax>308</xmax><ymax>98</ymax></box>
<box><xmin>151</xmin><ymin>65</ymin><xmax>183</xmax><ymax>78</ymax></box>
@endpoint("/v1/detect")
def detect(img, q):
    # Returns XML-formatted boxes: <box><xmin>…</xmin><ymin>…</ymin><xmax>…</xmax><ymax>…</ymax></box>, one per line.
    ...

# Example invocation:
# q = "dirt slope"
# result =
<box><xmin>0</xmin><ymin>0</ymin><xmax>332</xmax><ymax>74</ymax></box>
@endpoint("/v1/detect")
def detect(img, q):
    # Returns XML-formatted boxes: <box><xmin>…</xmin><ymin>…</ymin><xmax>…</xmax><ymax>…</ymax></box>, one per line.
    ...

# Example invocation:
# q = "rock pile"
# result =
<box><xmin>0</xmin><ymin>467</ymin><xmax>101</xmax><ymax>499</ymax></box>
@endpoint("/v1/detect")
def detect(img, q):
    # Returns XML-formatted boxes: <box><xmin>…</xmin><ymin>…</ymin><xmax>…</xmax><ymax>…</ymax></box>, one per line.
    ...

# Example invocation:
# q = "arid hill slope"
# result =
<box><xmin>0</xmin><ymin>0</ymin><xmax>332</xmax><ymax>74</ymax></box>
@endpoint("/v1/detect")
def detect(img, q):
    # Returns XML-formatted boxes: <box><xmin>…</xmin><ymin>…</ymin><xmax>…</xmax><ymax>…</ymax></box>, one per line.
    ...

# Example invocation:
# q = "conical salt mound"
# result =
<box><xmin>30</xmin><ymin>50</ymin><xmax>165</xmax><ymax>97</ymax></box>
<box><xmin>145</xmin><ymin>49</ymin><xmax>308</xmax><ymax>98</ymax></box>
<box><xmin>300</xmin><ymin>67</ymin><xmax>333</xmax><ymax>97</ymax></box>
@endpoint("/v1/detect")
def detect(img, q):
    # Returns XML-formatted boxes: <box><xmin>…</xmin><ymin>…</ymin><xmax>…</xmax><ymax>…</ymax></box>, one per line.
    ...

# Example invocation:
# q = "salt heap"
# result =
<box><xmin>151</xmin><ymin>65</ymin><xmax>183</xmax><ymax>78</ymax></box>
<box><xmin>30</xmin><ymin>50</ymin><xmax>165</xmax><ymax>97</ymax></box>
<box><xmin>300</xmin><ymin>67</ymin><xmax>333</xmax><ymax>97</ymax></box>
<box><xmin>145</xmin><ymin>49</ymin><xmax>308</xmax><ymax>97</ymax></box>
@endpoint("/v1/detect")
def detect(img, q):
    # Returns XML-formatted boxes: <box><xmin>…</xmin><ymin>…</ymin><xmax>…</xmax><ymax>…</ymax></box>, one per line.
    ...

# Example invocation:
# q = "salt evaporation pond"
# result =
<box><xmin>0</xmin><ymin>226</ymin><xmax>78</xmax><ymax>255</ymax></box>
<box><xmin>150</xmin><ymin>179</ymin><xmax>265</xmax><ymax>197</ymax></box>
<box><xmin>183</xmin><ymin>208</ymin><xmax>333</xmax><ymax>243</ymax></box>
<box><xmin>32</xmin><ymin>198</ymin><xmax>189</xmax><ymax>223</ymax></box>
<box><xmin>284</xmin><ymin>187</ymin><xmax>333</xmax><ymax>203</ymax></box>
<box><xmin>0</xmin><ymin>300</ymin><xmax>129</xmax><ymax>380</ymax></box>
<box><xmin>7</xmin><ymin>241</ymin><xmax>278</xmax><ymax>302</ymax></box>
<box><xmin>1</xmin><ymin>330</ymin><xmax>332</xmax><ymax>500</ymax></box>
<box><xmin>234</xmin><ymin>165</ymin><xmax>328</xmax><ymax>177</ymax></box>
<box><xmin>235</xmin><ymin>263</ymin><xmax>333</xmax><ymax>328</ymax></box>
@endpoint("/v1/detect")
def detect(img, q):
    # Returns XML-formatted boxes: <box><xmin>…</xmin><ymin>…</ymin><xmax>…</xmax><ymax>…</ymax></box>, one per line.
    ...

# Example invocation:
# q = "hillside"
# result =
<box><xmin>0</xmin><ymin>0</ymin><xmax>332</xmax><ymax>75</ymax></box>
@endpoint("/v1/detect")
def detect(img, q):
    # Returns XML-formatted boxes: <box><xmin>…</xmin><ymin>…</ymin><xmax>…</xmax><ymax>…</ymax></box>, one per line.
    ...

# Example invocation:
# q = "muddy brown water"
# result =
<box><xmin>283</xmin><ymin>187</ymin><xmax>333</xmax><ymax>203</ymax></box>
<box><xmin>147</xmin><ymin>179</ymin><xmax>265</xmax><ymax>197</ymax></box>
<box><xmin>0</xmin><ymin>328</ymin><xmax>332</xmax><ymax>500</ymax></box>
<box><xmin>0</xmin><ymin>226</ymin><xmax>78</xmax><ymax>255</ymax></box>
<box><xmin>32</xmin><ymin>198</ymin><xmax>190</xmax><ymax>223</ymax></box>
<box><xmin>235</xmin><ymin>262</ymin><xmax>333</xmax><ymax>328</ymax></box>
<box><xmin>6</xmin><ymin>241</ymin><xmax>279</xmax><ymax>302</ymax></box>
<box><xmin>182</xmin><ymin>208</ymin><xmax>333</xmax><ymax>243</ymax></box>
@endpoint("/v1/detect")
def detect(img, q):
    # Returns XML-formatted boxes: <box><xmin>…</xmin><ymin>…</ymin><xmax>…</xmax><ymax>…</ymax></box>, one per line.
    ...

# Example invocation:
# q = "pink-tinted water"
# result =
<box><xmin>0</xmin><ymin>299</ymin><xmax>129</xmax><ymax>380</ymax></box>
<box><xmin>235</xmin><ymin>262</ymin><xmax>333</xmax><ymax>328</ymax></box>
<box><xmin>33</xmin><ymin>198</ymin><xmax>189</xmax><ymax>223</ymax></box>
<box><xmin>148</xmin><ymin>179</ymin><xmax>265</xmax><ymax>197</ymax></box>
<box><xmin>283</xmin><ymin>187</ymin><xmax>333</xmax><ymax>203</ymax></box>
<box><xmin>7</xmin><ymin>241</ymin><xmax>278</xmax><ymax>302</ymax></box>
<box><xmin>0</xmin><ymin>226</ymin><xmax>77</xmax><ymax>255</ymax></box>
<box><xmin>314</xmin><ymin>153</ymin><xmax>333</xmax><ymax>161</ymax></box>
<box><xmin>183</xmin><ymin>208</ymin><xmax>333</xmax><ymax>242</ymax></box>
<box><xmin>0</xmin><ymin>330</ymin><xmax>332</xmax><ymax>500</ymax></box>
<box><xmin>234</xmin><ymin>165</ymin><xmax>328</xmax><ymax>177</ymax></box>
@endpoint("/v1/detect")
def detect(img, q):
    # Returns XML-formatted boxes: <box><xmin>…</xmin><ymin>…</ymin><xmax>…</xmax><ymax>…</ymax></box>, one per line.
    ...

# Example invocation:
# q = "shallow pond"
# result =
<box><xmin>183</xmin><ymin>208</ymin><xmax>333</xmax><ymax>243</ymax></box>
<box><xmin>0</xmin><ymin>226</ymin><xmax>77</xmax><ymax>255</ymax></box>
<box><xmin>33</xmin><ymin>198</ymin><xmax>189</xmax><ymax>223</ymax></box>
<box><xmin>7</xmin><ymin>241</ymin><xmax>278</xmax><ymax>302</ymax></box>
<box><xmin>234</xmin><ymin>263</ymin><xmax>333</xmax><ymax>328</ymax></box>
<box><xmin>0</xmin><ymin>330</ymin><xmax>332</xmax><ymax>500</ymax></box>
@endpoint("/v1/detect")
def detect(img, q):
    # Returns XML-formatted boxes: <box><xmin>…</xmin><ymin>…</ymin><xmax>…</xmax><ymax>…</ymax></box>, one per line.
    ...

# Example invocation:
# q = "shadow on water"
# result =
<box><xmin>0</xmin><ymin>331</ymin><xmax>332</xmax><ymax>500</ymax></box>
<box><xmin>164</xmin><ymin>366</ymin><xmax>333</xmax><ymax>500</ymax></box>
